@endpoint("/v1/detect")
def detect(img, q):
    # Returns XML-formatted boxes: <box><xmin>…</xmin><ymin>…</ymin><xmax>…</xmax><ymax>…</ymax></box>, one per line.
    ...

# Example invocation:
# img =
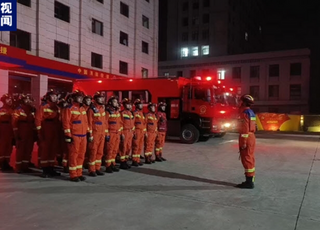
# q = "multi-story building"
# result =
<box><xmin>159</xmin><ymin>0</ymin><xmax>264</xmax><ymax>61</ymax></box>
<box><xmin>159</xmin><ymin>49</ymin><xmax>310</xmax><ymax>114</ymax></box>
<box><xmin>0</xmin><ymin>0</ymin><xmax>158</xmax><ymax>105</ymax></box>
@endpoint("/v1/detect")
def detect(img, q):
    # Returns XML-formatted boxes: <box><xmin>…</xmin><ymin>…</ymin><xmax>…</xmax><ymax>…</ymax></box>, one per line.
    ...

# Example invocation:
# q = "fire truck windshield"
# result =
<box><xmin>194</xmin><ymin>87</ymin><xmax>212</xmax><ymax>102</ymax></box>
<box><xmin>214</xmin><ymin>88</ymin><xmax>238</xmax><ymax>106</ymax></box>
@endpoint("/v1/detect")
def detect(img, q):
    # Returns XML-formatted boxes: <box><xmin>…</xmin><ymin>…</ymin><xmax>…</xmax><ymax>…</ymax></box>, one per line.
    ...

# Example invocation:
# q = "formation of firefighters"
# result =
<box><xmin>0</xmin><ymin>90</ymin><xmax>168</xmax><ymax>182</ymax></box>
<box><xmin>0</xmin><ymin>90</ymin><xmax>256</xmax><ymax>188</ymax></box>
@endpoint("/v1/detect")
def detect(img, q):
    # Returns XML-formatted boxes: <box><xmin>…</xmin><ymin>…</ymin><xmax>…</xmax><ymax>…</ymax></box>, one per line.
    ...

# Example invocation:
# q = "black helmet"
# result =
<box><xmin>240</xmin><ymin>94</ymin><xmax>254</xmax><ymax>105</ymax></box>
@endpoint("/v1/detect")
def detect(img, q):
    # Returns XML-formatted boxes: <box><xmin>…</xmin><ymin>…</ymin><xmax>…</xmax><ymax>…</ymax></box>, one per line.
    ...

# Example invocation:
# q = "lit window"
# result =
<box><xmin>218</xmin><ymin>70</ymin><xmax>225</xmax><ymax>80</ymax></box>
<box><xmin>245</xmin><ymin>32</ymin><xmax>248</xmax><ymax>41</ymax></box>
<box><xmin>164</xmin><ymin>72</ymin><xmax>170</xmax><ymax>77</ymax></box>
<box><xmin>202</xmin><ymin>45</ymin><xmax>209</xmax><ymax>55</ymax></box>
<box><xmin>181</xmin><ymin>47</ymin><xmax>189</xmax><ymax>57</ymax></box>
<box><xmin>192</xmin><ymin>46</ymin><xmax>198</xmax><ymax>56</ymax></box>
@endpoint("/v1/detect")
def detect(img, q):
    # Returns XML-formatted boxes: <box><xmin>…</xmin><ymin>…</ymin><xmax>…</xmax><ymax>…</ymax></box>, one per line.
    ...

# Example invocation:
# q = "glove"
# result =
<box><xmin>120</xmin><ymin>134</ymin><xmax>125</xmax><ymax>142</ymax></box>
<box><xmin>105</xmin><ymin>135</ymin><xmax>110</xmax><ymax>142</ymax></box>
<box><xmin>87</xmin><ymin>133</ymin><xmax>93</xmax><ymax>142</ymax></box>
<box><xmin>65</xmin><ymin>136</ymin><xmax>73</xmax><ymax>144</ymax></box>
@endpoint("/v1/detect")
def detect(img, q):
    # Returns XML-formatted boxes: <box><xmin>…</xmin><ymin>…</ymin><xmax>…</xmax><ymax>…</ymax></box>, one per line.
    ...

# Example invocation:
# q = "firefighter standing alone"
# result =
<box><xmin>236</xmin><ymin>94</ymin><xmax>256</xmax><ymax>189</ymax></box>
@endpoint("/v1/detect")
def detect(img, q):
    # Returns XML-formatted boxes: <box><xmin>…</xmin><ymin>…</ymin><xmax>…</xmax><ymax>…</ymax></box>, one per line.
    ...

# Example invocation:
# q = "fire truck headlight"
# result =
<box><xmin>224</xmin><ymin>123</ymin><xmax>231</xmax><ymax>128</ymax></box>
<box><xmin>212</xmin><ymin>125</ymin><xmax>218</xmax><ymax>130</ymax></box>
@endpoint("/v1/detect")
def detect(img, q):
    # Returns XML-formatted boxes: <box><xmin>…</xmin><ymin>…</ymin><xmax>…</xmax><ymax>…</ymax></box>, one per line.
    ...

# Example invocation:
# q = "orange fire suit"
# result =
<box><xmin>155</xmin><ymin>111</ymin><xmax>167</xmax><ymax>157</ymax></box>
<box><xmin>132</xmin><ymin>110</ymin><xmax>146</xmax><ymax>163</ymax></box>
<box><xmin>62</xmin><ymin>103</ymin><xmax>89</xmax><ymax>179</ymax></box>
<box><xmin>238</xmin><ymin>107</ymin><xmax>256</xmax><ymax>178</ymax></box>
<box><xmin>144</xmin><ymin>112</ymin><xmax>158</xmax><ymax>158</ymax></box>
<box><xmin>0</xmin><ymin>106</ymin><xmax>14</xmax><ymax>164</ymax></box>
<box><xmin>105</xmin><ymin>108</ymin><xmax>123</xmax><ymax>167</ymax></box>
<box><xmin>12</xmin><ymin>105</ymin><xmax>36</xmax><ymax>171</ymax></box>
<box><xmin>119</xmin><ymin>110</ymin><xmax>135</xmax><ymax>162</ymax></box>
<box><xmin>35</xmin><ymin>102</ymin><xmax>61</xmax><ymax>168</ymax></box>
<box><xmin>87</xmin><ymin>103</ymin><xmax>107</xmax><ymax>173</ymax></box>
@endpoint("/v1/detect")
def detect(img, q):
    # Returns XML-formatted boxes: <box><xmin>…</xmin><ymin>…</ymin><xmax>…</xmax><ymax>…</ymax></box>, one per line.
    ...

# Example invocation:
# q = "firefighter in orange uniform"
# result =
<box><xmin>144</xmin><ymin>103</ymin><xmax>158</xmax><ymax>164</ymax></box>
<box><xmin>12</xmin><ymin>94</ymin><xmax>36</xmax><ymax>173</ymax></box>
<box><xmin>0</xmin><ymin>94</ymin><xmax>14</xmax><ymax>171</ymax></box>
<box><xmin>35</xmin><ymin>90</ymin><xmax>61</xmax><ymax>177</ymax></box>
<box><xmin>119</xmin><ymin>98</ymin><xmax>135</xmax><ymax>169</ymax></box>
<box><xmin>62</xmin><ymin>90</ymin><xmax>91</xmax><ymax>182</ymax></box>
<box><xmin>155</xmin><ymin>102</ymin><xmax>167</xmax><ymax>162</ymax></box>
<box><xmin>105</xmin><ymin>96</ymin><xmax>123</xmax><ymax>173</ymax></box>
<box><xmin>131</xmin><ymin>99</ymin><xmax>145</xmax><ymax>166</ymax></box>
<box><xmin>62</xmin><ymin>93</ymin><xmax>73</xmax><ymax>172</ymax></box>
<box><xmin>87</xmin><ymin>92</ymin><xmax>106</xmax><ymax>177</ymax></box>
<box><xmin>236</xmin><ymin>94</ymin><xmax>256</xmax><ymax>189</ymax></box>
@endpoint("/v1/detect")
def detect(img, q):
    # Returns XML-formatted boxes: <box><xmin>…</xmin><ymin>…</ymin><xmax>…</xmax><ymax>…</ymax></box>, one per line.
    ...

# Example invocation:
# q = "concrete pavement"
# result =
<box><xmin>0</xmin><ymin>133</ymin><xmax>319</xmax><ymax>230</ymax></box>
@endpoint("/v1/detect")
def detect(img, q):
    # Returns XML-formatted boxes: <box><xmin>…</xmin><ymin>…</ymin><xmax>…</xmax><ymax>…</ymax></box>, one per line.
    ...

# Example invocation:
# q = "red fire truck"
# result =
<box><xmin>73</xmin><ymin>76</ymin><xmax>238</xmax><ymax>144</ymax></box>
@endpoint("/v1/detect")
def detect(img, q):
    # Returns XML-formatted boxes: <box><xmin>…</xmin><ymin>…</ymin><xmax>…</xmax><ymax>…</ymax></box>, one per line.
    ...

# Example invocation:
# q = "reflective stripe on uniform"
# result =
<box><xmin>71</xmin><ymin>111</ymin><xmax>81</xmax><ymax>115</ymax></box>
<box><xmin>245</xmin><ymin>168</ymin><xmax>255</xmax><ymax>173</ymax></box>
<box><xmin>69</xmin><ymin>166</ymin><xmax>77</xmax><ymax>170</ymax></box>
<box><xmin>44</xmin><ymin>108</ymin><xmax>54</xmax><ymax>113</ymax></box>
<box><xmin>64</xmin><ymin>129</ymin><xmax>71</xmax><ymax>133</ymax></box>
<box><xmin>241</xmin><ymin>134</ymin><xmax>249</xmax><ymax>138</ymax></box>
<box><xmin>94</xmin><ymin>113</ymin><xmax>101</xmax><ymax>117</ymax></box>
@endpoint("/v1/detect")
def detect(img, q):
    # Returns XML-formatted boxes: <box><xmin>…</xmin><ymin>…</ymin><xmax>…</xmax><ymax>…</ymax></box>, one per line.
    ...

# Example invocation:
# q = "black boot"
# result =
<box><xmin>96</xmin><ymin>170</ymin><xmax>105</xmax><ymax>176</ymax></box>
<box><xmin>138</xmin><ymin>162</ymin><xmax>143</xmax><ymax>166</ymax></box>
<box><xmin>41</xmin><ymin>167</ymin><xmax>50</xmax><ymax>178</ymax></box>
<box><xmin>111</xmin><ymin>164</ymin><xmax>120</xmax><ymax>172</ymax></box>
<box><xmin>236</xmin><ymin>176</ymin><xmax>254</xmax><ymax>189</ymax></box>
<box><xmin>88</xmin><ymin>171</ymin><xmax>97</xmax><ymax>177</ymax></box>
<box><xmin>126</xmin><ymin>161</ymin><xmax>131</xmax><ymax>169</ymax></box>
<box><xmin>119</xmin><ymin>162</ymin><xmax>129</xmax><ymax>169</ymax></box>
<box><xmin>160</xmin><ymin>154</ymin><xmax>167</xmax><ymax>161</ymax></box>
<box><xmin>78</xmin><ymin>176</ymin><xmax>86</xmax><ymax>181</ymax></box>
<box><xmin>140</xmin><ymin>155</ymin><xmax>145</xmax><ymax>160</ymax></box>
<box><xmin>131</xmin><ymin>161</ymin><xmax>139</xmax><ymax>167</ymax></box>
<box><xmin>105</xmin><ymin>166</ymin><xmax>113</xmax><ymax>173</ymax></box>
<box><xmin>155</xmin><ymin>156</ymin><xmax>162</xmax><ymax>162</ymax></box>
<box><xmin>49</xmin><ymin>167</ymin><xmax>61</xmax><ymax>177</ymax></box>
<box><xmin>145</xmin><ymin>157</ymin><xmax>151</xmax><ymax>164</ymax></box>
<box><xmin>150</xmin><ymin>157</ymin><xmax>155</xmax><ymax>163</ymax></box>
<box><xmin>70</xmin><ymin>177</ymin><xmax>80</xmax><ymax>182</ymax></box>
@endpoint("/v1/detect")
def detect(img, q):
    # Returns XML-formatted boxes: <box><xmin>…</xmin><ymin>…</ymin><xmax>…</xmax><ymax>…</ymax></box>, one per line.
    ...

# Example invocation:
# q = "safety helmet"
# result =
<box><xmin>107</xmin><ymin>95</ymin><xmax>118</xmax><ymax>105</ymax></box>
<box><xmin>240</xmin><ymin>94</ymin><xmax>254</xmax><ymax>105</ymax></box>
<box><xmin>45</xmin><ymin>89</ymin><xmax>57</xmax><ymax>98</ymax></box>
<box><xmin>93</xmin><ymin>91</ymin><xmax>104</xmax><ymax>100</ymax></box>
<box><xmin>19</xmin><ymin>94</ymin><xmax>32</xmax><ymax>103</ymax></box>
<box><xmin>134</xmin><ymin>99</ymin><xmax>142</xmax><ymax>106</ymax></box>
<box><xmin>147</xmin><ymin>102</ymin><xmax>156</xmax><ymax>109</ymax></box>
<box><xmin>84</xmin><ymin>95</ymin><xmax>92</xmax><ymax>100</ymax></box>
<box><xmin>0</xmin><ymin>93</ymin><xmax>11</xmax><ymax>103</ymax></box>
<box><xmin>122</xmin><ymin>98</ymin><xmax>132</xmax><ymax>105</ymax></box>
<box><xmin>72</xmin><ymin>90</ymin><xmax>85</xmax><ymax>99</ymax></box>
<box><xmin>158</xmin><ymin>101</ymin><xmax>167</xmax><ymax>108</ymax></box>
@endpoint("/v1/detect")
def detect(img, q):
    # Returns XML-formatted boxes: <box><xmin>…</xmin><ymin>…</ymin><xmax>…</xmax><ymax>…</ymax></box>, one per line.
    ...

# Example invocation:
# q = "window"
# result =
<box><xmin>142</xmin><ymin>41</ymin><xmax>149</xmax><ymax>54</ymax></box>
<box><xmin>194</xmin><ymin>88</ymin><xmax>208</xmax><ymax>100</ymax></box>
<box><xmin>182</xmin><ymin>32</ymin><xmax>188</xmax><ymax>42</ymax></box>
<box><xmin>119</xmin><ymin>61</ymin><xmax>128</xmax><ymax>75</ymax></box>
<box><xmin>177</xmin><ymin>71</ymin><xmax>183</xmax><ymax>77</ymax></box>
<box><xmin>250</xmin><ymin>66</ymin><xmax>260</xmax><ymax>78</ymax></box>
<box><xmin>92</xmin><ymin>19</ymin><xmax>103</xmax><ymax>36</ymax></box>
<box><xmin>54</xmin><ymin>1</ymin><xmax>70</xmax><ymax>23</ymax></box>
<box><xmin>203</xmin><ymin>14</ymin><xmax>209</xmax><ymax>24</ymax></box>
<box><xmin>269</xmin><ymin>64</ymin><xmax>279</xmax><ymax>77</ymax></box>
<box><xmin>232</xmin><ymin>67</ymin><xmax>241</xmax><ymax>79</ymax></box>
<box><xmin>18</xmin><ymin>0</ymin><xmax>31</xmax><ymax>7</ymax></box>
<box><xmin>249</xmin><ymin>86</ymin><xmax>259</xmax><ymax>100</ymax></box>
<box><xmin>202</xmin><ymin>29</ymin><xmax>209</xmax><ymax>40</ymax></box>
<box><xmin>190</xmin><ymin>70</ymin><xmax>196</xmax><ymax>78</ymax></box>
<box><xmin>268</xmin><ymin>85</ymin><xmax>279</xmax><ymax>98</ymax></box>
<box><xmin>120</xmin><ymin>2</ymin><xmax>129</xmax><ymax>17</ymax></box>
<box><xmin>193</xmin><ymin>1</ymin><xmax>199</xmax><ymax>9</ymax></box>
<box><xmin>142</xmin><ymin>15</ymin><xmax>149</xmax><ymax>28</ymax></box>
<box><xmin>201</xmin><ymin>45</ymin><xmax>209</xmax><ymax>55</ymax></box>
<box><xmin>96</xmin><ymin>0</ymin><xmax>103</xmax><ymax>3</ymax></box>
<box><xmin>192</xmin><ymin>46</ymin><xmax>198</xmax><ymax>56</ymax></box>
<box><xmin>182</xmin><ymin>17</ymin><xmax>188</xmax><ymax>26</ymax></box>
<box><xmin>54</xmin><ymin>41</ymin><xmax>70</xmax><ymax>60</ymax></box>
<box><xmin>142</xmin><ymin>68</ymin><xmax>148</xmax><ymax>78</ymax></box>
<box><xmin>182</xmin><ymin>2</ymin><xmax>189</xmax><ymax>11</ymax></box>
<box><xmin>91</xmin><ymin>52</ymin><xmax>103</xmax><ymax>69</ymax></box>
<box><xmin>203</xmin><ymin>0</ymin><xmax>210</xmax><ymax>7</ymax></box>
<box><xmin>10</xmin><ymin>30</ymin><xmax>31</xmax><ymax>51</ymax></box>
<box><xmin>290</xmin><ymin>84</ymin><xmax>301</xmax><ymax>100</ymax></box>
<box><xmin>290</xmin><ymin>63</ymin><xmax>302</xmax><ymax>76</ymax></box>
<box><xmin>191</xmin><ymin>31</ymin><xmax>199</xmax><ymax>41</ymax></box>
<box><xmin>181</xmin><ymin>47</ymin><xmax>189</xmax><ymax>57</ymax></box>
<box><xmin>217</xmin><ymin>70</ymin><xmax>225</xmax><ymax>80</ymax></box>
<box><xmin>120</xmin><ymin>31</ymin><xmax>128</xmax><ymax>46</ymax></box>
<box><xmin>9</xmin><ymin>75</ymin><xmax>31</xmax><ymax>95</ymax></box>
<box><xmin>192</xmin><ymin>17</ymin><xmax>199</xmax><ymax>26</ymax></box>
<box><xmin>164</xmin><ymin>72</ymin><xmax>170</xmax><ymax>77</ymax></box>
<box><xmin>131</xmin><ymin>90</ymin><xmax>149</xmax><ymax>103</ymax></box>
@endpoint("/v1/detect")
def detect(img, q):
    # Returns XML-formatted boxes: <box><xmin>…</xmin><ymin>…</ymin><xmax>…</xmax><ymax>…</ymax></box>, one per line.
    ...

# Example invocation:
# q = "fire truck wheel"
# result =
<box><xmin>180</xmin><ymin>124</ymin><xmax>200</xmax><ymax>144</ymax></box>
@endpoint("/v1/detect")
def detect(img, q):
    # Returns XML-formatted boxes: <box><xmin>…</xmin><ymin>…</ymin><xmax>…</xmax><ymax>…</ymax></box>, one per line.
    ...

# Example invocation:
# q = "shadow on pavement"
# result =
<box><xmin>129</xmin><ymin>167</ymin><xmax>237</xmax><ymax>187</ymax></box>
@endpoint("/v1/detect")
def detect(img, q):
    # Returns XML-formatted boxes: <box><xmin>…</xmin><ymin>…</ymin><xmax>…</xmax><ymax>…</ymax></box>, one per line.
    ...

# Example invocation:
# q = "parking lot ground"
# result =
<box><xmin>0</xmin><ymin>133</ymin><xmax>319</xmax><ymax>230</ymax></box>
